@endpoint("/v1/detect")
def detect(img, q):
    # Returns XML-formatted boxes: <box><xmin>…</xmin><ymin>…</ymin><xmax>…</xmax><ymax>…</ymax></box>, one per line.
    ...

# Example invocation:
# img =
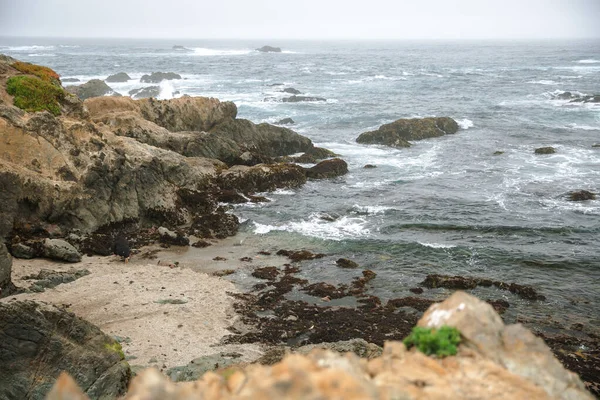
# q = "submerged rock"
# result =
<box><xmin>567</xmin><ymin>190</ymin><xmax>596</xmax><ymax>201</ymax></box>
<box><xmin>357</xmin><ymin>117</ymin><xmax>459</xmax><ymax>148</ymax></box>
<box><xmin>535</xmin><ymin>146</ymin><xmax>556</xmax><ymax>154</ymax></box>
<box><xmin>336</xmin><ymin>258</ymin><xmax>359</xmax><ymax>269</ymax></box>
<box><xmin>67</xmin><ymin>79</ymin><xmax>119</xmax><ymax>100</ymax></box>
<box><xmin>140</xmin><ymin>72</ymin><xmax>181</xmax><ymax>83</ymax></box>
<box><xmin>256</xmin><ymin>45</ymin><xmax>282</xmax><ymax>53</ymax></box>
<box><xmin>106</xmin><ymin>72</ymin><xmax>131</xmax><ymax>82</ymax></box>
<box><xmin>0</xmin><ymin>301</ymin><xmax>130</xmax><ymax>399</ymax></box>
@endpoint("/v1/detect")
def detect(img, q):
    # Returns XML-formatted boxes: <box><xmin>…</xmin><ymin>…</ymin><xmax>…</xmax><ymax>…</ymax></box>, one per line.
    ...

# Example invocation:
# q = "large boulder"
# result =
<box><xmin>0</xmin><ymin>300</ymin><xmax>130</xmax><ymax>399</ymax></box>
<box><xmin>305</xmin><ymin>158</ymin><xmax>348</xmax><ymax>179</ymax></box>
<box><xmin>357</xmin><ymin>117</ymin><xmax>459</xmax><ymax>148</ymax></box>
<box><xmin>105</xmin><ymin>72</ymin><xmax>131</xmax><ymax>83</ymax></box>
<box><xmin>67</xmin><ymin>79</ymin><xmax>120</xmax><ymax>100</ymax></box>
<box><xmin>128</xmin><ymin>86</ymin><xmax>160</xmax><ymax>99</ymax></box>
<box><xmin>256</xmin><ymin>45</ymin><xmax>282</xmax><ymax>53</ymax></box>
<box><xmin>140</xmin><ymin>72</ymin><xmax>181</xmax><ymax>83</ymax></box>
<box><xmin>42</xmin><ymin>238</ymin><xmax>82</xmax><ymax>263</ymax></box>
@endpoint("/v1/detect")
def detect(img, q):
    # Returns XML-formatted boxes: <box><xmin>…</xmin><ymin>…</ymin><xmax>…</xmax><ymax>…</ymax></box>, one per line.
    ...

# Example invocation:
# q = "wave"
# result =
<box><xmin>191</xmin><ymin>48</ymin><xmax>252</xmax><ymax>56</ymax></box>
<box><xmin>27</xmin><ymin>53</ymin><xmax>56</xmax><ymax>57</ymax></box>
<box><xmin>566</xmin><ymin>123</ymin><xmax>600</xmax><ymax>131</ymax></box>
<box><xmin>345</xmin><ymin>75</ymin><xmax>407</xmax><ymax>84</ymax></box>
<box><xmin>352</xmin><ymin>205</ymin><xmax>394</xmax><ymax>215</ymax></box>
<box><xmin>528</xmin><ymin>80</ymin><xmax>560</xmax><ymax>85</ymax></box>
<box><xmin>3</xmin><ymin>45</ymin><xmax>55</xmax><ymax>51</ymax></box>
<box><xmin>577</xmin><ymin>59</ymin><xmax>600</xmax><ymax>64</ymax></box>
<box><xmin>418</xmin><ymin>242</ymin><xmax>457</xmax><ymax>249</ymax></box>
<box><xmin>253</xmin><ymin>214</ymin><xmax>371</xmax><ymax>241</ymax></box>
<box><xmin>456</xmin><ymin>118</ymin><xmax>474</xmax><ymax>129</ymax></box>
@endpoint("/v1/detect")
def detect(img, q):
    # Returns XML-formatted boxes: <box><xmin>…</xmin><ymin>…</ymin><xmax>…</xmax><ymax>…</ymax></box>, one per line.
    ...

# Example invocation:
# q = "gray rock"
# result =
<box><xmin>276</xmin><ymin>117</ymin><xmax>295</xmax><ymax>125</ymax></box>
<box><xmin>67</xmin><ymin>79</ymin><xmax>119</xmax><ymax>100</ymax></box>
<box><xmin>140</xmin><ymin>72</ymin><xmax>181</xmax><ymax>83</ymax></box>
<box><xmin>282</xmin><ymin>95</ymin><xmax>326</xmax><ymax>103</ymax></box>
<box><xmin>256</xmin><ymin>45</ymin><xmax>282</xmax><ymax>53</ymax></box>
<box><xmin>282</xmin><ymin>87</ymin><xmax>301</xmax><ymax>94</ymax></box>
<box><xmin>0</xmin><ymin>301</ymin><xmax>130</xmax><ymax>399</ymax></box>
<box><xmin>129</xmin><ymin>86</ymin><xmax>160</xmax><ymax>99</ymax></box>
<box><xmin>61</xmin><ymin>78</ymin><xmax>80</xmax><ymax>83</ymax></box>
<box><xmin>567</xmin><ymin>190</ymin><xmax>596</xmax><ymax>201</ymax></box>
<box><xmin>357</xmin><ymin>117</ymin><xmax>459</xmax><ymax>148</ymax></box>
<box><xmin>10</xmin><ymin>242</ymin><xmax>36</xmax><ymax>259</ymax></box>
<box><xmin>534</xmin><ymin>146</ymin><xmax>556</xmax><ymax>155</ymax></box>
<box><xmin>42</xmin><ymin>238</ymin><xmax>82</xmax><ymax>263</ymax></box>
<box><xmin>166</xmin><ymin>352</ymin><xmax>243</xmax><ymax>382</ymax></box>
<box><xmin>305</xmin><ymin>158</ymin><xmax>348</xmax><ymax>179</ymax></box>
<box><xmin>172</xmin><ymin>45</ymin><xmax>186</xmax><ymax>50</ymax></box>
<box><xmin>106</xmin><ymin>72</ymin><xmax>131</xmax><ymax>82</ymax></box>
<box><xmin>24</xmin><ymin>268</ymin><xmax>90</xmax><ymax>292</ymax></box>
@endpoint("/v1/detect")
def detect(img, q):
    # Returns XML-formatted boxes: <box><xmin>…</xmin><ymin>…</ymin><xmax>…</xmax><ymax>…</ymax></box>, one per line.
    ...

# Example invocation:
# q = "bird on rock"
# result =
<box><xmin>113</xmin><ymin>233</ymin><xmax>131</xmax><ymax>263</ymax></box>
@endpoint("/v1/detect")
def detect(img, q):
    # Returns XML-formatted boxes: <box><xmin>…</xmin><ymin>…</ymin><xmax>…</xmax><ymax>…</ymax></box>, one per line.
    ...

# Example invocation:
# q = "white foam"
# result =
<box><xmin>253</xmin><ymin>214</ymin><xmax>371</xmax><ymax>241</ymax></box>
<box><xmin>4</xmin><ymin>45</ymin><xmax>54</xmax><ymax>51</ymax></box>
<box><xmin>577</xmin><ymin>59</ymin><xmax>600</xmax><ymax>64</ymax></box>
<box><xmin>27</xmin><ymin>53</ymin><xmax>56</xmax><ymax>57</ymax></box>
<box><xmin>352</xmin><ymin>205</ymin><xmax>393</xmax><ymax>214</ymax></box>
<box><xmin>456</xmin><ymin>118</ymin><xmax>474</xmax><ymax>129</ymax></box>
<box><xmin>273</xmin><ymin>189</ymin><xmax>295</xmax><ymax>195</ymax></box>
<box><xmin>528</xmin><ymin>80</ymin><xmax>560</xmax><ymax>85</ymax></box>
<box><xmin>157</xmin><ymin>80</ymin><xmax>176</xmax><ymax>100</ymax></box>
<box><xmin>419</xmin><ymin>242</ymin><xmax>457</xmax><ymax>249</ymax></box>
<box><xmin>566</xmin><ymin>123</ymin><xmax>600</xmax><ymax>131</ymax></box>
<box><xmin>191</xmin><ymin>48</ymin><xmax>252</xmax><ymax>56</ymax></box>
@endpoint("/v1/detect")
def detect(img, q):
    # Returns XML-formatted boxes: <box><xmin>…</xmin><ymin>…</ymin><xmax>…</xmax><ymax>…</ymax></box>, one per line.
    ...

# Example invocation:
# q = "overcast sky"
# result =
<box><xmin>0</xmin><ymin>0</ymin><xmax>599</xmax><ymax>40</ymax></box>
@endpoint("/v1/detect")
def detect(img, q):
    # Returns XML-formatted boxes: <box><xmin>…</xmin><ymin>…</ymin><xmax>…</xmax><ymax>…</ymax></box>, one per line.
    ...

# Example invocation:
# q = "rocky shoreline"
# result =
<box><xmin>0</xmin><ymin>56</ymin><xmax>598</xmax><ymax>399</ymax></box>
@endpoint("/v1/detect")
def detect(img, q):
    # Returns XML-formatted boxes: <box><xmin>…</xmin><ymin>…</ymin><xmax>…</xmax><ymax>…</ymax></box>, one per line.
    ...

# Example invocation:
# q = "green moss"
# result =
<box><xmin>105</xmin><ymin>342</ymin><xmax>125</xmax><ymax>360</ymax></box>
<box><xmin>403</xmin><ymin>326</ymin><xmax>461</xmax><ymax>357</ymax></box>
<box><xmin>12</xmin><ymin>61</ymin><xmax>61</xmax><ymax>83</ymax></box>
<box><xmin>6</xmin><ymin>75</ymin><xmax>65</xmax><ymax>115</ymax></box>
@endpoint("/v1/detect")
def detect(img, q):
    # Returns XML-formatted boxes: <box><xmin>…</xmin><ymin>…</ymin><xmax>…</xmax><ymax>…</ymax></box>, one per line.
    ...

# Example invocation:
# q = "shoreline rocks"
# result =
<box><xmin>356</xmin><ymin>117</ymin><xmax>459</xmax><ymax>148</ymax></box>
<box><xmin>140</xmin><ymin>72</ymin><xmax>181</xmax><ymax>83</ymax></box>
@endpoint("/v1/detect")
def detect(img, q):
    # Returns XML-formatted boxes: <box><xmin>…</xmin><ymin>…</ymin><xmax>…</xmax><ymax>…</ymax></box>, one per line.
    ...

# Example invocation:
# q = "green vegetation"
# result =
<box><xmin>104</xmin><ymin>342</ymin><xmax>125</xmax><ymax>360</ymax></box>
<box><xmin>6</xmin><ymin>75</ymin><xmax>65</xmax><ymax>115</ymax></box>
<box><xmin>403</xmin><ymin>326</ymin><xmax>461</xmax><ymax>357</ymax></box>
<box><xmin>12</xmin><ymin>61</ymin><xmax>61</xmax><ymax>83</ymax></box>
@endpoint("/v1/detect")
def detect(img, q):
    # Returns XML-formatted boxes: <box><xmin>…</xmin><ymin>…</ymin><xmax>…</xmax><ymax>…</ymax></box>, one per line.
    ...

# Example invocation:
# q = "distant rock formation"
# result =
<box><xmin>282</xmin><ymin>87</ymin><xmax>301</xmax><ymax>94</ymax></box>
<box><xmin>356</xmin><ymin>117</ymin><xmax>459</xmax><ymax>148</ymax></box>
<box><xmin>276</xmin><ymin>118</ymin><xmax>295</xmax><ymax>125</ymax></box>
<box><xmin>67</xmin><ymin>79</ymin><xmax>120</xmax><ymax>100</ymax></box>
<box><xmin>129</xmin><ymin>86</ymin><xmax>160</xmax><ymax>99</ymax></box>
<box><xmin>552</xmin><ymin>91</ymin><xmax>600</xmax><ymax>103</ymax></box>
<box><xmin>256</xmin><ymin>45</ymin><xmax>282</xmax><ymax>53</ymax></box>
<box><xmin>140</xmin><ymin>72</ymin><xmax>182</xmax><ymax>83</ymax></box>
<box><xmin>282</xmin><ymin>95</ymin><xmax>326</xmax><ymax>103</ymax></box>
<box><xmin>106</xmin><ymin>72</ymin><xmax>131</xmax><ymax>82</ymax></box>
<box><xmin>61</xmin><ymin>77</ymin><xmax>80</xmax><ymax>82</ymax></box>
<box><xmin>172</xmin><ymin>45</ymin><xmax>186</xmax><ymax>50</ymax></box>
<box><xmin>534</xmin><ymin>146</ymin><xmax>556</xmax><ymax>155</ymax></box>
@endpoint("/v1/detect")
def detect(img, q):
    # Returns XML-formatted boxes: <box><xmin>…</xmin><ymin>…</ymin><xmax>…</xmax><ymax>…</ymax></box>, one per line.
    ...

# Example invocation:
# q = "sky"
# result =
<box><xmin>0</xmin><ymin>0</ymin><xmax>599</xmax><ymax>40</ymax></box>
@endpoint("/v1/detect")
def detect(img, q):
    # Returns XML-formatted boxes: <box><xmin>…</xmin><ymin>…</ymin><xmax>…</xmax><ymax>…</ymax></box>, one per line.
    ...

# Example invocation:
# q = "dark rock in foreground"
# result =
<box><xmin>67</xmin><ymin>79</ymin><xmax>119</xmax><ymax>100</ymax></box>
<box><xmin>256</xmin><ymin>45</ymin><xmax>282</xmax><ymax>53</ymax></box>
<box><xmin>140</xmin><ymin>72</ymin><xmax>181</xmax><ymax>83</ymax></box>
<box><xmin>535</xmin><ymin>146</ymin><xmax>556</xmax><ymax>155</ymax></box>
<box><xmin>129</xmin><ymin>86</ymin><xmax>160</xmax><ymax>99</ymax></box>
<box><xmin>106</xmin><ymin>72</ymin><xmax>131</xmax><ymax>82</ymax></box>
<box><xmin>356</xmin><ymin>117</ymin><xmax>459</xmax><ymax>148</ymax></box>
<box><xmin>0</xmin><ymin>301</ymin><xmax>130</xmax><ymax>399</ymax></box>
<box><xmin>305</xmin><ymin>158</ymin><xmax>348</xmax><ymax>179</ymax></box>
<box><xmin>567</xmin><ymin>190</ymin><xmax>597</xmax><ymax>201</ymax></box>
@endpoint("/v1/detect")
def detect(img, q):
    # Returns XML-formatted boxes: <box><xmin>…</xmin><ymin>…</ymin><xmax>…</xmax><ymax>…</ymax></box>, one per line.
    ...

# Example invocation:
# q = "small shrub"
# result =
<box><xmin>12</xmin><ymin>61</ymin><xmax>61</xmax><ymax>83</ymax></box>
<box><xmin>104</xmin><ymin>342</ymin><xmax>125</xmax><ymax>359</ymax></box>
<box><xmin>403</xmin><ymin>326</ymin><xmax>461</xmax><ymax>357</ymax></box>
<box><xmin>6</xmin><ymin>75</ymin><xmax>65</xmax><ymax>115</ymax></box>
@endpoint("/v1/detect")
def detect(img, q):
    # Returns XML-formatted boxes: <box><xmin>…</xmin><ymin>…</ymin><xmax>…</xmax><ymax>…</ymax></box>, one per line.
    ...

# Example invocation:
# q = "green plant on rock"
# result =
<box><xmin>104</xmin><ymin>342</ymin><xmax>125</xmax><ymax>360</ymax></box>
<box><xmin>6</xmin><ymin>75</ymin><xmax>65</xmax><ymax>115</ymax></box>
<box><xmin>12</xmin><ymin>61</ymin><xmax>61</xmax><ymax>83</ymax></box>
<box><xmin>403</xmin><ymin>326</ymin><xmax>461</xmax><ymax>357</ymax></box>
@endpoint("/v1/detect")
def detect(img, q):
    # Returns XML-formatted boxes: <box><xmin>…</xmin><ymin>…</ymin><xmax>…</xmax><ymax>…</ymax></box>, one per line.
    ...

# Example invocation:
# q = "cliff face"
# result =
<box><xmin>45</xmin><ymin>292</ymin><xmax>594</xmax><ymax>400</ymax></box>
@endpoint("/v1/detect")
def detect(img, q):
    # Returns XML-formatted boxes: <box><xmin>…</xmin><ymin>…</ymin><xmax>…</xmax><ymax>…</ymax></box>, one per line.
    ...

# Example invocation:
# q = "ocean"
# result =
<box><xmin>1</xmin><ymin>37</ymin><xmax>599</xmax><ymax>330</ymax></box>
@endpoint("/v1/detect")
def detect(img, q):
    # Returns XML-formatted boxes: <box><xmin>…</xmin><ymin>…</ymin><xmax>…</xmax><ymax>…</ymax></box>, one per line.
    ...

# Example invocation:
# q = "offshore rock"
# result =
<box><xmin>0</xmin><ymin>300</ymin><xmax>130</xmax><ymax>400</ymax></box>
<box><xmin>140</xmin><ymin>72</ymin><xmax>181</xmax><ymax>83</ymax></box>
<box><xmin>256</xmin><ymin>45</ymin><xmax>282</xmax><ymax>53</ymax></box>
<box><xmin>282</xmin><ymin>95</ymin><xmax>326</xmax><ymax>102</ymax></box>
<box><xmin>357</xmin><ymin>117</ymin><xmax>459</xmax><ymax>148</ymax></box>
<box><xmin>106</xmin><ymin>72</ymin><xmax>131</xmax><ymax>82</ymax></box>
<box><xmin>567</xmin><ymin>190</ymin><xmax>596</xmax><ymax>201</ymax></box>
<box><xmin>305</xmin><ymin>158</ymin><xmax>348</xmax><ymax>179</ymax></box>
<box><xmin>129</xmin><ymin>86</ymin><xmax>160</xmax><ymax>99</ymax></box>
<box><xmin>535</xmin><ymin>146</ymin><xmax>556</xmax><ymax>154</ymax></box>
<box><xmin>67</xmin><ymin>79</ymin><xmax>120</xmax><ymax>100</ymax></box>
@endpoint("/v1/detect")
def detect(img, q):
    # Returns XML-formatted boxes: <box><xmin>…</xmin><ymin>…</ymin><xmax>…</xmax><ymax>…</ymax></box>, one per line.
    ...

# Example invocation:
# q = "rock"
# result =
<box><xmin>276</xmin><ymin>117</ymin><xmax>295</xmax><ymax>125</ymax></box>
<box><xmin>420</xmin><ymin>274</ymin><xmax>545</xmax><ymax>300</ymax></box>
<box><xmin>534</xmin><ymin>146</ymin><xmax>556</xmax><ymax>154</ymax></box>
<box><xmin>567</xmin><ymin>190</ymin><xmax>596</xmax><ymax>201</ymax></box>
<box><xmin>129</xmin><ymin>86</ymin><xmax>160</xmax><ymax>99</ymax></box>
<box><xmin>24</xmin><ymin>268</ymin><xmax>90</xmax><ymax>292</ymax></box>
<box><xmin>192</xmin><ymin>240</ymin><xmax>211</xmax><ymax>248</ymax></box>
<box><xmin>191</xmin><ymin>212</ymin><xmax>239</xmax><ymax>239</ymax></box>
<box><xmin>305</xmin><ymin>158</ymin><xmax>348</xmax><ymax>179</ymax></box>
<box><xmin>336</xmin><ymin>258</ymin><xmax>359</xmax><ymax>268</ymax></box>
<box><xmin>0</xmin><ymin>301</ymin><xmax>130</xmax><ymax>399</ymax></box>
<box><xmin>166</xmin><ymin>352</ymin><xmax>242</xmax><ymax>382</ymax></box>
<box><xmin>409</xmin><ymin>287</ymin><xmax>424</xmax><ymax>294</ymax></box>
<box><xmin>276</xmin><ymin>249</ymin><xmax>326</xmax><ymax>262</ymax></box>
<box><xmin>267</xmin><ymin>83</ymin><xmax>284</xmax><ymax>86</ymax></box>
<box><xmin>61</xmin><ymin>78</ymin><xmax>80</xmax><ymax>83</ymax></box>
<box><xmin>363</xmin><ymin>164</ymin><xmax>377</xmax><ymax>169</ymax></box>
<box><xmin>9</xmin><ymin>242</ymin><xmax>36</xmax><ymax>259</ymax></box>
<box><xmin>140</xmin><ymin>72</ymin><xmax>181</xmax><ymax>83</ymax></box>
<box><xmin>282</xmin><ymin>87</ymin><xmax>301</xmax><ymax>94</ymax></box>
<box><xmin>42</xmin><ymin>238</ymin><xmax>82</xmax><ymax>263</ymax></box>
<box><xmin>256</xmin><ymin>46</ymin><xmax>282</xmax><ymax>53</ymax></box>
<box><xmin>172</xmin><ymin>45</ymin><xmax>186</xmax><ymax>50</ymax></box>
<box><xmin>418</xmin><ymin>291</ymin><xmax>591</xmax><ymax>399</ymax></box>
<box><xmin>157</xmin><ymin>226</ymin><xmax>189</xmax><ymax>246</ymax></box>
<box><xmin>592</xmin><ymin>144</ymin><xmax>600</xmax><ymax>148</ymax></box>
<box><xmin>357</xmin><ymin>117</ymin><xmax>459</xmax><ymax>148</ymax></box>
<box><xmin>67</xmin><ymin>79</ymin><xmax>119</xmax><ymax>100</ymax></box>
<box><xmin>218</xmin><ymin>164</ymin><xmax>307</xmax><ymax>193</ymax></box>
<box><xmin>282</xmin><ymin>95</ymin><xmax>326</xmax><ymax>102</ymax></box>
<box><xmin>106</xmin><ymin>72</ymin><xmax>131</xmax><ymax>82</ymax></box>
<box><xmin>0</xmin><ymin>244</ymin><xmax>14</xmax><ymax>297</ymax></box>
<box><xmin>257</xmin><ymin>339</ymin><xmax>383</xmax><ymax>365</ymax></box>
<box><xmin>493</xmin><ymin>151</ymin><xmax>504</xmax><ymax>155</ymax></box>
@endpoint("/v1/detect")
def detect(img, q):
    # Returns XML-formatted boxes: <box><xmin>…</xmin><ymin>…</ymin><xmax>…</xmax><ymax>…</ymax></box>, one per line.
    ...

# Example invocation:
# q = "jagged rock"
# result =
<box><xmin>0</xmin><ymin>301</ymin><xmax>130</xmax><ymax>400</ymax></box>
<box><xmin>256</xmin><ymin>46</ymin><xmax>282</xmax><ymax>53</ymax></box>
<box><xmin>305</xmin><ymin>158</ymin><xmax>348</xmax><ymax>179</ymax></box>
<box><xmin>282</xmin><ymin>87</ymin><xmax>301</xmax><ymax>94</ymax></box>
<box><xmin>219</xmin><ymin>164</ymin><xmax>307</xmax><ymax>193</ymax></box>
<box><xmin>567</xmin><ymin>190</ymin><xmax>596</xmax><ymax>201</ymax></box>
<box><xmin>535</xmin><ymin>146</ymin><xmax>556</xmax><ymax>154</ymax></box>
<box><xmin>357</xmin><ymin>117</ymin><xmax>459</xmax><ymax>148</ymax></box>
<box><xmin>67</xmin><ymin>79</ymin><xmax>120</xmax><ymax>100</ymax></box>
<box><xmin>9</xmin><ymin>242</ymin><xmax>36</xmax><ymax>259</ymax></box>
<box><xmin>106</xmin><ymin>72</ymin><xmax>131</xmax><ymax>82</ymax></box>
<box><xmin>140</xmin><ymin>72</ymin><xmax>181</xmax><ymax>83</ymax></box>
<box><xmin>129</xmin><ymin>86</ymin><xmax>160</xmax><ymax>99</ymax></box>
<box><xmin>276</xmin><ymin>118</ymin><xmax>295</xmax><ymax>125</ymax></box>
<box><xmin>282</xmin><ymin>95</ymin><xmax>326</xmax><ymax>102</ymax></box>
<box><xmin>42</xmin><ymin>239</ymin><xmax>82</xmax><ymax>263</ymax></box>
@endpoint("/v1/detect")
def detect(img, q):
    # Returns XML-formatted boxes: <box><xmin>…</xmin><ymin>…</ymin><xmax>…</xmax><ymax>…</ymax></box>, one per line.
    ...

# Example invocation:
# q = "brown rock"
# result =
<box><xmin>357</xmin><ymin>117</ymin><xmax>459</xmax><ymax>148</ymax></box>
<box><xmin>305</xmin><ymin>158</ymin><xmax>348</xmax><ymax>179</ymax></box>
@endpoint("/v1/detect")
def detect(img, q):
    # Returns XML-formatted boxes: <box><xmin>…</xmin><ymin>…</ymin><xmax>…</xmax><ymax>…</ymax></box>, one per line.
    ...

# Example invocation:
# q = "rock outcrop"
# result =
<box><xmin>567</xmin><ymin>190</ymin><xmax>597</xmax><ymax>201</ymax></box>
<box><xmin>106</xmin><ymin>72</ymin><xmax>131</xmax><ymax>83</ymax></box>
<box><xmin>535</xmin><ymin>146</ymin><xmax>556</xmax><ymax>155</ymax></box>
<box><xmin>357</xmin><ymin>117</ymin><xmax>459</xmax><ymax>148</ymax></box>
<box><xmin>305</xmin><ymin>158</ymin><xmax>348</xmax><ymax>179</ymax></box>
<box><xmin>282</xmin><ymin>95</ymin><xmax>326</xmax><ymax>102</ymax></box>
<box><xmin>128</xmin><ymin>86</ymin><xmax>160</xmax><ymax>99</ymax></box>
<box><xmin>67</xmin><ymin>79</ymin><xmax>120</xmax><ymax>100</ymax></box>
<box><xmin>0</xmin><ymin>300</ymin><xmax>130</xmax><ymax>400</ymax></box>
<box><xmin>256</xmin><ymin>46</ymin><xmax>282</xmax><ymax>53</ymax></box>
<box><xmin>46</xmin><ymin>292</ymin><xmax>593</xmax><ymax>399</ymax></box>
<box><xmin>140</xmin><ymin>72</ymin><xmax>181</xmax><ymax>83</ymax></box>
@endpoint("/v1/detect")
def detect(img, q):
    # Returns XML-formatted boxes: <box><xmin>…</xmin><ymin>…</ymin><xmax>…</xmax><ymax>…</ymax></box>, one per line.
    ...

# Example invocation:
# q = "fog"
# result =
<box><xmin>0</xmin><ymin>0</ymin><xmax>599</xmax><ymax>40</ymax></box>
